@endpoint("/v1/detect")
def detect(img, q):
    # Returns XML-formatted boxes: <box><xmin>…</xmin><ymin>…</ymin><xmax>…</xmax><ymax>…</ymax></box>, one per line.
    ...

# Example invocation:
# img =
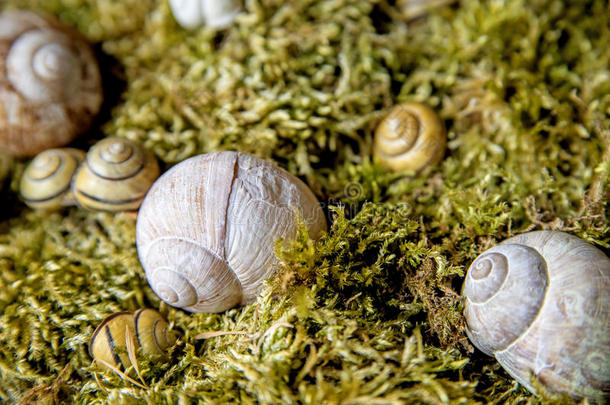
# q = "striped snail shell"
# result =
<box><xmin>373</xmin><ymin>103</ymin><xmax>446</xmax><ymax>172</ymax></box>
<box><xmin>136</xmin><ymin>151</ymin><xmax>327</xmax><ymax>313</ymax></box>
<box><xmin>89</xmin><ymin>309</ymin><xmax>177</xmax><ymax>372</ymax></box>
<box><xmin>72</xmin><ymin>137</ymin><xmax>160</xmax><ymax>212</ymax></box>
<box><xmin>20</xmin><ymin>148</ymin><xmax>85</xmax><ymax>210</ymax></box>
<box><xmin>169</xmin><ymin>0</ymin><xmax>242</xmax><ymax>29</ymax></box>
<box><xmin>0</xmin><ymin>10</ymin><xmax>102</xmax><ymax>157</ymax></box>
<box><xmin>462</xmin><ymin>231</ymin><xmax>610</xmax><ymax>402</ymax></box>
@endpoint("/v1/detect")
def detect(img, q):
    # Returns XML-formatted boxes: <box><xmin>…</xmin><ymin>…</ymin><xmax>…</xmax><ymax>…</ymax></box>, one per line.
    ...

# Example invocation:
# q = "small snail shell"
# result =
<box><xmin>397</xmin><ymin>0</ymin><xmax>458</xmax><ymax>21</ymax></box>
<box><xmin>136</xmin><ymin>151</ymin><xmax>327</xmax><ymax>313</ymax></box>
<box><xmin>373</xmin><ymin>103</ymin><xmax>446</xmax><ymax>172</ymax></box>
<box><xmin>169</xmin><ymin>0</ymin><xmax>242</xmax><ymax>30</ymax></box>
<box><xmin>0</xmin><ymin>10</ymin><xmax>102</xmax><ymax>157</ymax></box>
<box><xmin>462</xmin><ymin>231</ymin><xmax>610</xmax><ymax>402</ymax></box>
<box><xmin>20</xmin><ymin>148</ymin><xmax>85</xmax><ymax>210</ymax></box>
<box><xmin>72</xmin><ymin>137</ymin><xmax>160</xmax><ymax>212</ymax></box>
<box><xmin>89</xmin><ymin>309</ymin><xmax>177</xmax><ymax>372</ymax></box>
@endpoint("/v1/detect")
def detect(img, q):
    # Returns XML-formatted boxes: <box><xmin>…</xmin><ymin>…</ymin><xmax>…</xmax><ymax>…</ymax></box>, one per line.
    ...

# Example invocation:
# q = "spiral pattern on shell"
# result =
<box><xmin>20</xmin><ymin>148</ymin><xmax>85</xmax><ymax>210</ymax></box>
<box><xmin>373</xmin><ymin>103</ymin><xmax>446</xmax><ymax>172</ymax></box>
<box><xmin>72</xmin><ymin>137</ymin><xmax>160</xmax><ymax>212</ymax></box>
<box><xmin>136</xmin><ymin>151</ymin><xmax>327</xmax><ymax>313</ymax></box>
<box><xmin>462</xmin><ymin>231</ymin><xmax>610</xmax><ymax>402</ymax></box>
<box><xmin>89</xmin><ymin>309</ymin><xmax>176</xmax><ymax>372</ymax></box>
<box><xmin>0</xmin><ymin>10</ymin><xmax>102</xmax><ymax>157</ymax></box>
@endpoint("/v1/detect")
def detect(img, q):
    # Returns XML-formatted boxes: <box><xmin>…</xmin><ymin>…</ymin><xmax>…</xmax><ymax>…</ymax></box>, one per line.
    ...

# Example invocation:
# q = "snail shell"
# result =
<box><xmin>89</xmin><ymin>309</ymin><xmax>177</xmax><ymax>372</ymax></box>
<box><xmin>169</xmin><ymin>0</ymin><xmax>242</xmax><ymax>30</ymax></box>
<box><xmin>136</xmin><ymin>151</ymin><xmax>327</xmax><ymax>313</ymax></box>
<box><xmin>0</xmin><ymin>10</ymin><xmax>102</xmax><ymax>157</ymax></box>
<box><xmin>397</xmin><ymin>0</ymin><xmax>458</xmax><ymax>21</ymax></box>
<box><xmin>72</xmin><ymin>137</ymin><xmax>160</xmax><ymax>212</ymax></box>
<box><xmin>20</xmin><ymin>148</ymin><xmax>85</xmax><ymax>210</ymax></box>
<box><xmin>373</xmin><ymin>103</ymin><xmax>446</xmax><ymax>172</ymax></box>
<box><xmin>462</xmin><ymin>231</ymin><xmax>610</xmax><ymax>402</ymax></box>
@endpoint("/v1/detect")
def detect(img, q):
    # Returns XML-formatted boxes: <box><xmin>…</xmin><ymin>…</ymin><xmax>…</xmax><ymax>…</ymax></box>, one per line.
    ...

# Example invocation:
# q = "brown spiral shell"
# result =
<box><xmin>373</xmin><ymin>103</ymin><xmax>446</xmax><ymax>172</ymax></box>
<box><xmin>0</xmin><ymin>10</ymin><xmax>102</xmax><ymax>157</ymax></box>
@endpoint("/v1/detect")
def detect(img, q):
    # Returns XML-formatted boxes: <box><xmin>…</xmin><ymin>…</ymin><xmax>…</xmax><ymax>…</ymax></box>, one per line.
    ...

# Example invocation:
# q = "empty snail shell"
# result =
<box><xmin>72</xmin><ymin>137</ymin><xmax>160</xmax><ymax>212</ymax></box>
<box><xmin>20</xmin><ymin>148</ymin><xmax>85</xmax><ymax>210</ymax></box>
<box><xmin>89</xmin><ymin>309</ymin><xmax>177</xmax><ymax>373</ymax></box>
<box><xmin>373</xmin><ymin>103</ymin><xmax>446</xmax><ymax>172</ymax></box>
<box><xmin>169</xmin><ymin>0</ymin><xmax>242</xmax><ymax>30</ymax></box>
<box><xmin>136</xmin><ymin>151</ymin><xmax>327</xmax><ymax>313</ymax></box>
<box><xmin>0</xmin><ymin>10</ymin><xmax>102</xmax><ymax>157</ymax></box>
<box><xmin>397</xmin><ymin>0</ymin><xmax>458</xmax><ymax>21</ymax></box>
<box><xmin>462</xmin><ymin>231</ymin><xmax>609</xmax><ymax>402</ymax></box>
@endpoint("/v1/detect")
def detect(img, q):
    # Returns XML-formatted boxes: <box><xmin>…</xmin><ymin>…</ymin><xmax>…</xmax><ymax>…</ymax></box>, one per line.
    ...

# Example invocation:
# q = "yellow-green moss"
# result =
<box><xmin>0</xmin><ymin>0</ymin><xmax>608</xmax><ymax>403</ymax></box>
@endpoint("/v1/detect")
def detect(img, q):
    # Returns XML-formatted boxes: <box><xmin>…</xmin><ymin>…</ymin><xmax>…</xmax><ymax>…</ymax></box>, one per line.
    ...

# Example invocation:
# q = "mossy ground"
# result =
<box><xmin>0</xmin><ymin>0</ymin><xmax>608</xmax><ymax>403</ymax></box>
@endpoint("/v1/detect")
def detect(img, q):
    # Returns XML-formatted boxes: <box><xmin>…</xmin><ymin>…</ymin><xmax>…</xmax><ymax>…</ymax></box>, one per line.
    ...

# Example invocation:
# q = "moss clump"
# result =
<box><xmin>0</xmin><ymin>0</ymin><xmax>609</xmax><ymax>403</ymax></box>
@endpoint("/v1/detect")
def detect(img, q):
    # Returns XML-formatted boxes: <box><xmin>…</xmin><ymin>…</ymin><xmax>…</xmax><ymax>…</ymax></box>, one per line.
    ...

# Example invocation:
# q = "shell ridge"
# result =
<box><xmin>22</xmin><ymin>183</ymin><xmax>71</xmax><ymax>203</ymax></box>
<box><xmin>87</xmin><ymin>158</ymin><xmax>145</xmax><ymax>181</ymax></box>
<box><xmin>220</xmin><ymin>152</ymin><xmax>239</xmax><ymax>260</ymax></box>
<box><xmin>144</xmin><ymin>235</ymin><xmax>229</xmax><ymax>268</ymax></box>
<box><xmin>74</xmin><ymin>189</ymin><xmax>145</xmax><ymax>206</ymax></box>
<box><xmin>493</xmin><ymin>284</ymin><xmax>552</xmax><ymax>358</ymax></box>
<box><xmin>151</xmin><ymin>318</ymin><xmax>162</xmax><ymax>351</ymax></box>
<box><xmin>133</xmin><ymin>309</ymin><xmax>144</xmax><ymax>350</ymax></box>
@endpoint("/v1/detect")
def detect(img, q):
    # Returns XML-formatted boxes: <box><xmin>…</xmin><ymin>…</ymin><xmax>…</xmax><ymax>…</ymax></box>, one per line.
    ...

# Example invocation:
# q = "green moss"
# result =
<box><xmin>0</xmin><ymin>0</ymin><xmax>609</xmax><ymax>403</ymax></box>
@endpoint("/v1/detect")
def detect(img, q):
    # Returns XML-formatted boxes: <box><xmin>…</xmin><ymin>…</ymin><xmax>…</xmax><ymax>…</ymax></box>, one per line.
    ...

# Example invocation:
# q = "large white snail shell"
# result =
<box><xmin>0</xmin><ymin>10</ymin><xmax>102</xmax><ymax>157</ymax></box>
<box><xmin>463</xmin><ymin>231</ymin><xmax>610</xmax><ymax>402</ymax></box>
<box><xmin>136</xmin><ymin>151</ymin><xmax>327</xmax><ymax>313</ymax></box>
<box><xmin>169</xmin><ymin>0</ymin><xmax>242</xmax><ymax>30</ymax></box>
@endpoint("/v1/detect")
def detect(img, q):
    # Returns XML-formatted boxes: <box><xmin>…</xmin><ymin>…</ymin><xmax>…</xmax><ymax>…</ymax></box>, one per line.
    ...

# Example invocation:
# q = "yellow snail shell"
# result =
<box><xmin>136</xmin><ymin>151</ymin><xmax>327</xmax><ymax>313</ymax></box>
<box><xmin>89</xmin><ymin>309</ymin><xmax>177</xmax><ymax>372</ymax></box>
<box><xmin>20</xmin><ymin>148</ymin><xmax>85</xmax><ymax>210</ymax></box>
<box><xmin>462</xmin><ymin>231</ymin><xmax>610</xmax><ymax>402</ymax></box>
<box><xmin>0</xmin><ymin>10</ymin><xmax>102</xmax><ymax>157</ymax></box>
<box><xmin>72</xmin><ymin>137</ymin><xmax>160</xmax><ymax>212</ymax></box>
<box><xmin>373</xmin><ymin>103</ymin><xmax>446</xmax><ymax>172</ymax></box>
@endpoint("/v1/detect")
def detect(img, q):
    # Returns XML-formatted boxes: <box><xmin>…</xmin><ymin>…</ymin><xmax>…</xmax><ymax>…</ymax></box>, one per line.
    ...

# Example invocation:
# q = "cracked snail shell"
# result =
<box><xmin>373</xmin><ymin>103</ymin><xmax>446</xmax><ymax>172</ymax></box>
<box><xmin>169</xmin><ymin>0</ymin><xmax>242</xmax><ymax>30</ymax></box>
<box><xmin>72</xmin><ymin>137</ymin><xmax>160</xmax><ymax>212</ymax></box>
<box><xmin>20</xmin><ymin>148</ymin><xmax>85</xmax><ymax>210</ymax></box>
<box><xmin>89</xmin><ymin>309</ymin><xmax>177</xmax><ymax>372</ymax></box>
<box><xmin>136</xmin><ymin>151</ymin><xmax>327</xmax><ymax>313</ymax></box>
<box><xmin>0</xmin><ymin>10</ymin><xmax>102</xmax><ymax>157</ymax></box>
<box><xmin>462</xmin><ymin>230</ymin><xmax>609</xmax><ymax>402</ymax></box>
